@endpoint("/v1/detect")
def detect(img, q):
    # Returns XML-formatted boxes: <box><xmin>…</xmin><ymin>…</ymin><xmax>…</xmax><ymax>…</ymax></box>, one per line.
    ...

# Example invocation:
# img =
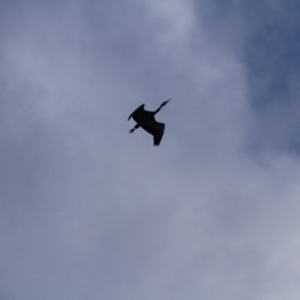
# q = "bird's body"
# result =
<box><xmin>128</xmin><ymin>99</ymin><xmax>171</xmax><ymax>146</ymax></box>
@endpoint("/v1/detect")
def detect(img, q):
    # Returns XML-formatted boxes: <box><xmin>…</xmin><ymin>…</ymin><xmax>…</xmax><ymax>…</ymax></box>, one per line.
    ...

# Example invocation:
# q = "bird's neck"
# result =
<box><xmin>154</xmin><ymin>107</ymin><xmax>162</xmax><ymax>115</ymax></box>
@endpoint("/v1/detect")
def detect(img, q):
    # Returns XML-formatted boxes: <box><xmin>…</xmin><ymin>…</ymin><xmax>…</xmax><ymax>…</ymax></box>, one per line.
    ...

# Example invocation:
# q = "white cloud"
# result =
<box><xmin>1</xmin><ymin>1</ymin><xmax>300</xmax><ymax>299</ymax></box>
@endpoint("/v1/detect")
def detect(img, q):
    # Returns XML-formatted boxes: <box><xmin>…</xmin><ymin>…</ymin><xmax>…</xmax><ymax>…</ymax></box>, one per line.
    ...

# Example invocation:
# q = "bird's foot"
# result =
<box><xmin>129</xmin><ymin>129</ymin><xmax>134</xmax><ymax>133</ymax></box>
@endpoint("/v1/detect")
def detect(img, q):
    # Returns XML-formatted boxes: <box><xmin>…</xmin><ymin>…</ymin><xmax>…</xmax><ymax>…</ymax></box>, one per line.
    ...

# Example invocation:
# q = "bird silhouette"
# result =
<box><xmin>128</xmin><ymin>98</ymin><xmax>171</xmax><ymax>146</ymax></box>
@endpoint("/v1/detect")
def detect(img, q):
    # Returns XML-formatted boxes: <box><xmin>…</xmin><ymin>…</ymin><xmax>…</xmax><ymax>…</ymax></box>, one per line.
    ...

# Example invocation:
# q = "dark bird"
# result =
<box><xmin>128</xmin><ymin>98</ymin><xmax>171</xmax><ymax>146</ymax></box>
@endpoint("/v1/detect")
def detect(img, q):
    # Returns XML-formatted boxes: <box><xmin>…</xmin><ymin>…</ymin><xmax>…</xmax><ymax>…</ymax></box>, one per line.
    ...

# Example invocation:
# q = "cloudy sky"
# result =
<box><xmin>1</xmin><ymin>0</ymin><xmax>300</xmax><ymax>299</ymax></box>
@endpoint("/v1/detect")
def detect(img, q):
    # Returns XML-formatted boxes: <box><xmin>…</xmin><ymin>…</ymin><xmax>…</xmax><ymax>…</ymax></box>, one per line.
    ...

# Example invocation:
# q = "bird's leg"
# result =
<box><xmin>129</xmin><ymin>123</ymin><xmax>140</xmax><ymax>133</ymax></box>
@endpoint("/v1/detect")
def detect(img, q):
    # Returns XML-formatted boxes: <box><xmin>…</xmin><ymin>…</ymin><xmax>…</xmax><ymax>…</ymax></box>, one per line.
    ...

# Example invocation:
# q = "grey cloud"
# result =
<box><xmin>1</xmin><ymin>1</ymin><xmax>300</xmax><ymax>299</ymax></box>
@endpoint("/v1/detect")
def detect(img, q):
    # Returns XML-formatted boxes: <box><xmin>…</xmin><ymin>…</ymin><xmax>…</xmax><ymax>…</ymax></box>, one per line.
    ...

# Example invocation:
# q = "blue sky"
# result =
<box><xmin>1</xmin><ymin>1</ymin><xmax>300</xmax><ymax>299</ymax></box>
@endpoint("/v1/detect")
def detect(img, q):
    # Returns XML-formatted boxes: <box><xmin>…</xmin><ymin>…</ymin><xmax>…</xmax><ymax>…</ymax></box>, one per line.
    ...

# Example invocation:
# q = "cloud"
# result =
<box><xmin>1</xmin><ymin>1</ymin><xmax>300</xmax><ymax>299</ymax></box>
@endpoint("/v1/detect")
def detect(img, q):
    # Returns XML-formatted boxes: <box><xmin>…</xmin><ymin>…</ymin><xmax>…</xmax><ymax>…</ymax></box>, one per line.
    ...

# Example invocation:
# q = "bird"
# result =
<box><xmin>128</xmin><ymin>98</ymin><xmax>171</xmax><ymax>146</ymax></box>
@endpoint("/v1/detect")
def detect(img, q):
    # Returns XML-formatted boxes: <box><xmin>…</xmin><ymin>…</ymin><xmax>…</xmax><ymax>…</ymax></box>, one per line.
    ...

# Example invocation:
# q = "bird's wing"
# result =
<box><xmin>153</xmin><ymin>127</ymin><xmax>164</xmax><ymax>146</ymax></box>
<box><xmin>128</xmin><ymin>104</ymin><xmax>150</xmax><ymax>123</ymax></box>
<box><xmin>141</xmin><ymin>116</ymin><xmax>165</xmax><ymax>146</ymax></box>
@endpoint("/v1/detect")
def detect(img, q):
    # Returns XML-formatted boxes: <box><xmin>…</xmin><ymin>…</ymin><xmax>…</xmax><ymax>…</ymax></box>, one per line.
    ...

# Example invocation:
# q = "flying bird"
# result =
<box><xmin>128</xmin><ymin>98</ymin><xmax>171</xmax><ymax>146</ymax></box>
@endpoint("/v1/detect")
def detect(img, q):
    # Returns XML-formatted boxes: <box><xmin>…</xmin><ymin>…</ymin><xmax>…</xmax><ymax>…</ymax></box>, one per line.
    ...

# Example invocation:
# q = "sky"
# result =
<box><xmin>1</xmin><ymin>0</ymin><xmax>300</xmax><ymax>299</ymax></box>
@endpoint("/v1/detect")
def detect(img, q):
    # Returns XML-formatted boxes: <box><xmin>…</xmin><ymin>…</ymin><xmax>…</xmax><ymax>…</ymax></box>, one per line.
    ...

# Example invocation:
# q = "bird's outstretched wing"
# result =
<box><xmin>128</xmin><ymin>104</ymin><xmax>150</xmax><ymax>123</ymax></box>
<box><xmin>141</xmin><ymin>116</ymin><xmax>165</xmax><ymax>146</ymax></box>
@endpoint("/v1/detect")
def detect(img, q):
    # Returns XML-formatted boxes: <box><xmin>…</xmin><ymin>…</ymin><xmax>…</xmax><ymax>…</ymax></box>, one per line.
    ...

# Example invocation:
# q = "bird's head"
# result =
<box><xmin>161</xmin><ymin>98</ymin><xmax>172</xmax><ymax>107</ymax></box>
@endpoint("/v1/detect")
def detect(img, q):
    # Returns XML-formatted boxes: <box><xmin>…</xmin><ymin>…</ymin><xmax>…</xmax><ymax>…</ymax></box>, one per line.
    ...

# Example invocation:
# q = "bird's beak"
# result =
<box><xmin>162</xmin><ymin>98</ymin><xmax>172</xmax><ymax>106</ymax></box>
